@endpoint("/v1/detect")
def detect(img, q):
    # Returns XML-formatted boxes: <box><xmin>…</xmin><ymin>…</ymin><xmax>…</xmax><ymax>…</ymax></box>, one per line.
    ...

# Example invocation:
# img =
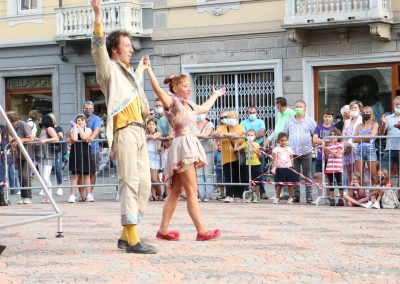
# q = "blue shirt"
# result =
<box><xmin>155</xmin><ymin>114</ymin><xmax>169</xmax><ymax>136</ymax></box>
<box><xmin>86</xmin><ymin>115</ymin><xmax>102</xmax><ymax>154</ymax></box>
<box><xmin>283</xmin><ymin>116</ymin><xmax>316</xmax><ymax>155</ymax></box>
<box><xmin>384</xmin><ymin>113</ymin><xmax>400</xmax><ymax>151</ymax></box>
<box><xmin>240</xmin><ymin>118</ymin><xmax>266</xmax><ymax>145</ymax></box>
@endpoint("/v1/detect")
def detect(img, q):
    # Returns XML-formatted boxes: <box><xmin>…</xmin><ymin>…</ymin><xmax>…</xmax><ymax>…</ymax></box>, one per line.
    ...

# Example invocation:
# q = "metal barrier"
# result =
<box><xmin>316</xmin><ymin>134</ymin><xmax>400</xmax><ymax>206</ymax></box>
<box><xmin>0</xmin><ymin>105</ymin><xmax>63</xmax><ymax>237</ymax></box>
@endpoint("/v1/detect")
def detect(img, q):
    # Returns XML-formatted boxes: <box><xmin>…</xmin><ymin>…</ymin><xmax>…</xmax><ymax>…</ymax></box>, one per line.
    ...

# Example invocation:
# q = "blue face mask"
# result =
<box><xmin>155</xmin><ymin>107</ymin><xmax>163</xmax><ymax>114</ymax></box>
<box><xmin>196</xmin><ymin>114</ymin><xmax>205</xmax><ymax>121</ymax></box>
<box><xmin>248</xmin><ymin>114</ymin><xmax>257</xmax><ymax>121</ymax></box>
<box><xmin>395</xmin><ymin>107</ymin><xmax>400</xmax><ymax>115</ymax></box>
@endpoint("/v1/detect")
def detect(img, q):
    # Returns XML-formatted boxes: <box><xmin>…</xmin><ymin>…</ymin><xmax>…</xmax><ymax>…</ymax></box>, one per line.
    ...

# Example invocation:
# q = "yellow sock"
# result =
<box><xmin>126</xmin><ymin>224</ymin><xmax>140</xmax><ymax>246</ymax></box>
<box><xmin>120</xmin><ymin>226</ymin><xmax>128</xmax><ymax>241</ymax></box>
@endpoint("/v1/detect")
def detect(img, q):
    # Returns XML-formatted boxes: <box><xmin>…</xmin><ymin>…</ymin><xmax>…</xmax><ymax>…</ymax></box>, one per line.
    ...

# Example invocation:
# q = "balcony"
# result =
<box><xmin>283</xmin><ymin>0</ymin><xmax>393</xmax><ymax>42</ymax></box>
<box><xmin>55</xmin><ymin>1</ymin><xmax>143</xmax><ymax>41</ymax></box>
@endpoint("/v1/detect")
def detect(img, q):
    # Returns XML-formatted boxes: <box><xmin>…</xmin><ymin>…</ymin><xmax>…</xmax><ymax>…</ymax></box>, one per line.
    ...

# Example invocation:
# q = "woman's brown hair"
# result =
<box><xmin>164</xmin><ymin>75</ymin><xmax>189</xmax><ymax>93</ymax></box>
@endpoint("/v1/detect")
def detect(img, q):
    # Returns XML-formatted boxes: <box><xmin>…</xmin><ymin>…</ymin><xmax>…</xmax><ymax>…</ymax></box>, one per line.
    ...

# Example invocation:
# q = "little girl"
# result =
<box><xmin>146</xmin><ymin>118</ymin><xmax>163</xmax><ymax>201</ymax></box>
<box><xmin>343</xmin><ymin>172</ymin><xmax>368</xmax><ymax>207</ymax></box>
<box><xmin>324</xmin><ymin>128</ymin><xmax>344</xmax><ymax>206</ymax></box>
<box><xmin>362</xmin><ymin>168</ymin><xmax>391</xmax><ymax>209</ymax></box>
<box><xmin>272</xmin><ymin>132</ymin><xmax>299</xmax><ymax>204</ymax></box>
<box><xmin>158</xmin><ymin>137</ymin><xmax>172</xmax><ymax>198</ymax></box>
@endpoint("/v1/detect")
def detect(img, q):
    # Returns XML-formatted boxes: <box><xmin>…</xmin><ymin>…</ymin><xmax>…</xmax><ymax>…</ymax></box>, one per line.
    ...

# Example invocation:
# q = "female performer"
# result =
<box><xmin>145</xmin><ymin>57</ymin><xmax>225</xmax><ymax>241</ymax></box>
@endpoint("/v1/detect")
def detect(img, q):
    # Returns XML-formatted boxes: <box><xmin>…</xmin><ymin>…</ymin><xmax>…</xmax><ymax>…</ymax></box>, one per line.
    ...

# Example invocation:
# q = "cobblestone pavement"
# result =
<box><xmin>1</xmin><ymin>187</ymin><xmax>400</xmax><ymax>283</ymax></box>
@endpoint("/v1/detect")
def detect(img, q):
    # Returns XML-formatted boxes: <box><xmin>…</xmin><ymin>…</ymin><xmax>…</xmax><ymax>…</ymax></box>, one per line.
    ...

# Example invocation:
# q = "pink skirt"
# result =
<box><xmin>163</xmin><ymin>135</ymin><xmax>207</xmax><ymax>187</ymax></box>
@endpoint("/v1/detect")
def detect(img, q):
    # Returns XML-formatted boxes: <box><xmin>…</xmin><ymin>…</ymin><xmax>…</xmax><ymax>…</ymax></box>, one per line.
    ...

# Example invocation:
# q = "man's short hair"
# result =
<box><xmin>323</xmin><ymin>109</ymin><xmax>334</xmax><ymax>116</ymax></box>
<box><xmin>106</xmin><ymin>30</ymin><xmax>131</xmax><ymax>58</ymax></box>
<box><xmin>6</xmin><ymin>111</ymin><xmax>19</xmax><ymax>123</ymax></box>
<box><xmin>275</xmin><ymin>97</ymin><xmax>287</xmax><ymax>106</ymax></box>
<box><xmin>84</xmin><ymin>100</ymin><xmax>94</xmax><ymax>106</ymax></box>
<box><xmin>295</xmin><ymin>99</ymin><xmax>306</xmax><ymax>107</ymax></box>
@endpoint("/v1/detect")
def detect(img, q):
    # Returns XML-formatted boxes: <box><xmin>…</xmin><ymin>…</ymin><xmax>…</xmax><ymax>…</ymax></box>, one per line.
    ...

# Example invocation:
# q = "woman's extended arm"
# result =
<box><xmin>196</xmin><ymin>88</ymin><xmax>225</xmax><ymax>114</ymax></box>
<box><xmin>146</xmin><ymin>62</ymin><xmax>172</xmax><ymax>109</ymax></box>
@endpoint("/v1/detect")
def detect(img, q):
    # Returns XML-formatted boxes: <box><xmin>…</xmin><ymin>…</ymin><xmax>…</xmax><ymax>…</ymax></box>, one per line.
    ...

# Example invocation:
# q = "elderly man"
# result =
<box><xmin>6</xmin><ymin>111</ymin><xmax>35</xmax><ymax>204</ymax></box>
<box><xmin>90</xmin><ymin>0</ymin><xmax>156</xmax><ymax>254</ymax></box>
<box><xmin>283</xmin><ymin>100</ymin><xmax>316</xmax><ymax>203</ymax></box>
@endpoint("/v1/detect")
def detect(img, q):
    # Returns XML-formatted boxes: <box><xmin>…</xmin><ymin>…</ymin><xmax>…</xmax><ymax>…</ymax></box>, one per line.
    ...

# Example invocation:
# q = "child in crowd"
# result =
<box><xmin>96</xmin><ymin>143</ymin><xmax>110</xmax><ymax>175</ymax></box>
<box><xmin>362</xmin><ymin>169</ymin><xmax>391</xmax><ymax>209</ymax></box>
<box><xmin>158</xmin><ymin>137</ymin><xmax>172</xmax><ymax>198</ymax></box>
<box><xmin>234</xmin><ymin>129</ymin><xmax>262</xmax><ymax>203</ymax></box>
<box><xmin>146</xmin><ymin>118</ymin><xmax>163</xmax><ymax>201</ymax></box>
<box><xmin>343</xmin><ymin>172</ymin><xmax>368</xmax><ymax>207</ymax></box>
<box><xmin>323</xmin><ymin>128</ymin><xmax>344</xmax><ymax>206</ymax></box>
<box><xmin>271</xmin><ymin>132</ymin><xmax>298</xmax><ymax>204</ymax></box>
<box><xmin>312</xmin><ymin>109</ymin><xmax>336</xmax><ymax>197</ymax></box>
<box><xmin>214</xmin><ymin>141</ymin><xmax>224</xmax><ymax>200</ymax></box>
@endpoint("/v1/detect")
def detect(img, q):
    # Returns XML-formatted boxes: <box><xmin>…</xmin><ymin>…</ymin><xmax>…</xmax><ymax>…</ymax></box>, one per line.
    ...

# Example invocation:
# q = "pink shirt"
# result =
<box><xmin>272</xmin><ymin>145</ymin><xmax>293</xmax><ymax>168</ymax></box>
<box><xmin>325</xmin><ymin>143</ymin><xmax>343</xmax><ymax>173</ymax></box>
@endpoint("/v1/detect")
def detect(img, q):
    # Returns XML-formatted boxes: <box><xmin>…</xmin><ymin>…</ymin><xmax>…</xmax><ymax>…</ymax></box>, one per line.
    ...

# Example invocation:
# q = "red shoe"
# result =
<box><xmin>196</xmin><ymin>229</ymin><xmax>220</xmax><ymax>241</ymax></box>
<box><xmin>156</xmin><ymin>230</ymin><xmax>180</xmax><ymax>241</ymax></box>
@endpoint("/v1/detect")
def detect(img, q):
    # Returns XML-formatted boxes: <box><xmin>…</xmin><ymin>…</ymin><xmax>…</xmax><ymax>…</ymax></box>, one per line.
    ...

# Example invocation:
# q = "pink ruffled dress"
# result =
<box><xmin>163</xmin><ymin>93</ymin><xmax>207</xmax><ymax>186</ymax></box>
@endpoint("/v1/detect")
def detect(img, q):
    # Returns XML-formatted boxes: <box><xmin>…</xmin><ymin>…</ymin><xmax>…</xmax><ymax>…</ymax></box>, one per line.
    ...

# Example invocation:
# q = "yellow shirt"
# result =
<box><xmin>242</xmin><ymin>141</ymin><xmax>261</xmax><ymax>166</ymax></box>
<box><xmin>217</xmin><ymin>125</ymin><xmax>245</xmax><ymax>165</ymax></box>
<box><xmin>94</xmin><ymin>22</ymin><xmax>143</xmax><ymax>132</ymax></box>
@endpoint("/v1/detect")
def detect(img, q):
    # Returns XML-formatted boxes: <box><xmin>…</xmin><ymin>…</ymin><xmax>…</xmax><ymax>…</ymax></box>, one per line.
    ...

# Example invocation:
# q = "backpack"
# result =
<box><xmin>381</xmin><ymin>190</ymin><xmax>400</xmax><ymax>209</ymax></box>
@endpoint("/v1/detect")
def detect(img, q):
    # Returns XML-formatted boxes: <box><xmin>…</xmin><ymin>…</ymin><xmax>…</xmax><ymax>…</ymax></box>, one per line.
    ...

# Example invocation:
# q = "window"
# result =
<box><xmin>315</xmin><ymin>64</ymin><xmax>400</xmax><ymax>123</ymax></box>
<box><xmin>19</xmin><ymin>0</ymin><xmax>38</xmax><ymax>12</ymax></box>
<box><xmin>193</xmin><ymin>71</ymin><xmax>275</xmax><ymax>135</ymax></box>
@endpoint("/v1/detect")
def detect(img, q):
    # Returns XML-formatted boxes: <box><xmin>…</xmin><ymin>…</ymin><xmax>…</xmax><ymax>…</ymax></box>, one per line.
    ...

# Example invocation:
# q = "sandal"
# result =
<box><xmin>149</xmin><ymin>196</ymin><xmax>156</xmax><ymax>201</ymax></box>
<box><xmin>196</xmin><ymin>229</ymin><xmax>220</xmax><ymax>241</ymax></box>
<box><xmin>156</xmin><ymin>230</ymin><xmax>180</xmax><ymax>241</ymax></box>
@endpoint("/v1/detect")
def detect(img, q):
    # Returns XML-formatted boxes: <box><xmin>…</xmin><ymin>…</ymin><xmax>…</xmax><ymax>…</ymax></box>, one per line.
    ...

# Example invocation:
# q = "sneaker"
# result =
<box><xmin>16</xmin><ymin>191</ymin><xmax>21</xmax><ymax>195</ymax></box>
<box><xmin>203</xmin><ymin>198</ymin><xmax>208</xmax><ymax>202</ymax></box>
<box><xmin>39</xmin><ymin>190</ymin><xmax>44</xmax><ymax>196</ymax></box>
<box><xmin>17</xmin><ymin>198</ymin><xmax>25</xmax><ymax>204</ymax></box>
<box><xmin>336</xmin><ymin>199</ymin><xmax>344</xmax><ymax>206</ymax></box>
<box><xmin>329</xmin><ymin>198</ymin><xmax>335</xmax><ymax>206</ymax></box>
<box><xmin>56</xmin><ymin>188</ymin><xmax>63</xmax><ymax>196</ymax></box>
<box><xmin>252</xmin><ymin>196</ymin><xmax>260</xmax><ymax>203</ymax></box>
<box><xmin>86</xmin><ymin>193</ymin><xmax>95</xmax><ymax>202</ymax></box>
<box><xmin>273</xmin><ymin>198</ymin><xmax>279</xmax><ymax>204</ymax></box>
<box><xmin>68</xmin><ymin>195</ymin><xmax>76</xmax><ymax>203</ymax></box>
<box><xmin>23</xmin><ymin>198</ymin><xmax>32</xmax><ymax>204</ymax></box>
<box><xmin>362</xmin><ymin>201</ymin><xmax>373</xmax><ymax>208</ymax></box>
<box><xmin>372</xmin><ymin>201</ymin><xmax>381</xmax><ymax>209</ymax></box>
<box><xmin>245</xmin><ymin>194</ymin><xmax>253</xmax><ymax>203</ymax></box>
<box><xmin>223</xmin><ymin>196</ymin><xmax>234</xmax><ymax>203</ymax></box>
<box><xmin>287</xmin><ymin>197</ymin><xmax>294</xmax><ymax>204</ymax></box>
<box><xmin>292</xmin><ymin>196</ymin><xmax>300</xmax><ymax>203</ymax></box>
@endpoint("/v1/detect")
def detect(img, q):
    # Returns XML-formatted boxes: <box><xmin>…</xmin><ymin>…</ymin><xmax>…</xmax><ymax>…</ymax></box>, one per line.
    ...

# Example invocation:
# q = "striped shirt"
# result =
<box><xmin>325</xmin><ymin>143</ymin><xmax>343</xmax><ymax>173</ymax></box>
<box><xmin>283</xmin><ymin>116</ymin><xmax>316</xmax><ymax>155</ymax></box>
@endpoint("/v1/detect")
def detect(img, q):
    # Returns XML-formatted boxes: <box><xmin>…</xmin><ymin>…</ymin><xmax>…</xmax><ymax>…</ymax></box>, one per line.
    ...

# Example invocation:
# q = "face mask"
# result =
<box><xmin>395</xmin><ymin>107</ymin><xmax>400</xmax><ymax>115</ymax></box>
<box><xmin>350</xmin><ymin>110</ymin><xmax>359</xmax><ymax>117</ymax></box>
<box><xmin>83</xmin><ymin>110</ymin><xmax>93</xmax><ymax>117</ymax></box>
<box><xmin>155</xmin><ymin>107</ymin><xmax>163</xmax><ymax>114</ymax></box>
<box><xmin>227</xmin><ymin>118</ymin><xmax>237</xmax><ymax>126</ymax></box>
<box><xmin>196</xmin><ymin>114</ymin><xmax>205</xmax><ymax>121</ymax></box>
<box><xmin>221</xmin><ymin>118</ymin><xmax>227</xmax><ymax>125</ymax></box>
<box><xmin>361</xmin><ymin>113</ymin><xmax>371</xmax><ymax>121</ymax></box>
<box><xmin>246</xmin><ymin>136</ymin><xmax>255</xmax><ymax>142</ymax></box>
<box><xmin>248</xmin><ymin>114</ymin><xmax>257</xmax><ymax>121</ymax></box>
<box><xmin>275</xmin><ymin>106</ymin><xmax>280</xmax><ymax>113</ymax></box>
<box><xmin>294</xmin><ymin>107</ymin><xmax>304</xmax><ymax>116</ymax></box>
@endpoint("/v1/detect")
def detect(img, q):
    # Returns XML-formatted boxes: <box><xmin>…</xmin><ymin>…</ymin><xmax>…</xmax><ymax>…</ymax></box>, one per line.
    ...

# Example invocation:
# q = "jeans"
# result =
<box><xmin>55</xmin><ymin>151</ymin><xmax>63</xmax><ymax>185</ymax></box>
<box><xmin>16</xmin><ymin>159</ymin><xmax>31</xmax><ymax>198</ymax></box>
<box><xmin>8</xmin><ymin>164</ymin><xmax>19</xmax><ymax>191</ymax></box>
<box><xmin>293</xmin><ymin>152</ymin><xmax>313</xmax><ymax>199</ymax></box>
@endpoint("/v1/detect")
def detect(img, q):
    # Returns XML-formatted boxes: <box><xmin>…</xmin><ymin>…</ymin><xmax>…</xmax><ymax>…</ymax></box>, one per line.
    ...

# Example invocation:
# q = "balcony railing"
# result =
<box><xmin>55</xmin><ymin>1</ymin><xmax>142</xmax><ymax>40</ymax></box>
<box><xmin>284</xmin><ymin>0</ymin><xmax>393</xmax><ymax>26</ymax></box>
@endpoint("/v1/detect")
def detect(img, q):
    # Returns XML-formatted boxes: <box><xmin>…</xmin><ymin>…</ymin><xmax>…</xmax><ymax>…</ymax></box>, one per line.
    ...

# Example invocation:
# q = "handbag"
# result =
<box><xmin>381</xmin><ymin>189</ymin><xmax>400</xmax><ymax>209</ymax></box>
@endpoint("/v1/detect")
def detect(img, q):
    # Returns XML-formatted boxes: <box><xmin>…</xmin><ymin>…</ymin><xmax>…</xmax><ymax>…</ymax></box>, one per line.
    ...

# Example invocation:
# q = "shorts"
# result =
<box><xmin>274</xmin><ymin>168</ymin><xmax>299</xmax><ymax>183</ymax></box>
<box><xmin>355</xmin><ymin>144</ymin><xmax>377</xmax><ymax>162</ymax></box>
<box><xmin>215</xmin><ymin>168</ymin><xmax>222</xmax><ymax>183</ymax></box>
<box><xmin>248</xmin><ymin>165</ymin><xmax>263</xmax><ymax>182</ymax></box>
<box><xmin>148</xmin><ymin>151</ymin><xmax>161</xmax><ymax>169</ymax></box>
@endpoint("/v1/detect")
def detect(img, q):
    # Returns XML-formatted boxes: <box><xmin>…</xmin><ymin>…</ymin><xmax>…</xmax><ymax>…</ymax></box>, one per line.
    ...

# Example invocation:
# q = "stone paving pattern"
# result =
<box><xmin>1</xmin><ymin>188</ymin><xmax>400</xmax><ymax>283</ymax></box>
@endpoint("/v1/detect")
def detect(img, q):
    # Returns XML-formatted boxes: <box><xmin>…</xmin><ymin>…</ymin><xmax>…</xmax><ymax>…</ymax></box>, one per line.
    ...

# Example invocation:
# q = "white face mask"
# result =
<box><xmin>155</xmin><ymin>107</ymin><xmax>164</xmax><ymax>114</ymax></box>
<box><xmin>221</xmin><ymin>118</ymin><xmax>227</xmax><ymax>125</ymax></box>
<box><xmin>196</xmin><ymin>114</ymin><xmax>205</xmax><ymax>121</ymax></box>
<box><xmin>227</xmin><ymin>118</ymin><xmax>237</xmax><ymax>126</ymax></box>
<box><xmin>350</xmin><ymin>110</ymin><xmax>360</xmax><ymax>118</ymax></box>
<box><xmin>246</xmin><ymin>136</ymin><xmax>255</xmax><ymax>142</ymax></box>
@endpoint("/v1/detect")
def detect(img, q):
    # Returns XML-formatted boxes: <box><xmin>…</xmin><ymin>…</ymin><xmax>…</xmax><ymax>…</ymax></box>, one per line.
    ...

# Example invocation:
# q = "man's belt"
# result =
<box><xmin>129</xmin><ymin>121</ymin><xmax>146</xmax><ymax>129</ymax></box>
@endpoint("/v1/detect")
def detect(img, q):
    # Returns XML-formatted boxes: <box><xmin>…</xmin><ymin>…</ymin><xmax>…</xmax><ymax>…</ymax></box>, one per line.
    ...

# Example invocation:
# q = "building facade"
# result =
<box><xmin>1</xmin><ymin>0</ymin><xmax>400</xmax><ymax>130</ymax></box>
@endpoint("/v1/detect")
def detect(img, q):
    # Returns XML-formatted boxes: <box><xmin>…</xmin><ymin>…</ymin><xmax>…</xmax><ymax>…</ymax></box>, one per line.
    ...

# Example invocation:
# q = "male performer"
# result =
<box><xmin>90</xmin><ymin>0</ymin><xmax>156</xmax><ymax>254</ymax></box>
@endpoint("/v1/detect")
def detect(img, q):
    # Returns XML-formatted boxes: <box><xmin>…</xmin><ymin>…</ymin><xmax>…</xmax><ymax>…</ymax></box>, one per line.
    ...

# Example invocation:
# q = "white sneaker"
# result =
<box><xmin>23</xmin><ymin>198</ymin><xmax>32</xmax><ymax>204</ymax></box>
<box><xmin>39</xmin><ymin>190</ymin><xmax>44</xmax><ymax>196</ymax></box>
<box><xmin>86</xmin><ymin>193</ymin><xmax>95</xmax><ymax>202</ymax></box>
<box><xmin>223</xmin><ymin>196</ymin><xmax>234</xmax><ymax>203</ymax></box>
<box><xmin>16</xmin><ymin>191</ymin><xmax>21</xmax><ymax>195</ymax></box>
<box><xmin>56</xmin><ymin>188</ymin><xmax>63</xmax><ymax>196</ymax></box>
<box><xmin>68</xmin><ymin>195</ymin><xmax>76</xmax><ymax>203</ymax></box>
<box><xmin>362</xmin><ymin>201</ymin><xmax>373</xmax><ymax>208</ymax></box>
<box><xmin>17</xmin><ymin>198</ymin><xmax>24</xmax><ymax>204</ymax></box>
<box><xmin>287</xmin><ymin>197</ymin><xmax>294</xmax><ymax>204</ymax></box>
<box><xmin>203</xmin><ymin>198</ymin><xmax>208</xmax><ymax>202</ymax></box>
<box><xmin>372</xmin><ymin>201</ymin><xmax>381</xmax><ymax>209</ymax></box>
<box><xmin>273</xmin><ymin>198</ymin><xmax>279</xmax><ymax>204</ymax></box>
